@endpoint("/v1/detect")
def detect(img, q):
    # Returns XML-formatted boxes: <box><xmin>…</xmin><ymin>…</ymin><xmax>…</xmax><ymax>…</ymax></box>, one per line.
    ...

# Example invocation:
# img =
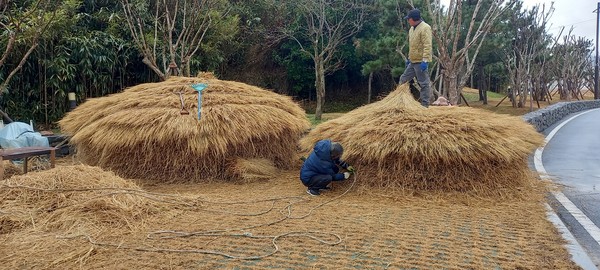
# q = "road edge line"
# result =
<box><xmin>534</xmin><ymin>108</ymin><xmax>600</xmax><ymax>269</ymax></box>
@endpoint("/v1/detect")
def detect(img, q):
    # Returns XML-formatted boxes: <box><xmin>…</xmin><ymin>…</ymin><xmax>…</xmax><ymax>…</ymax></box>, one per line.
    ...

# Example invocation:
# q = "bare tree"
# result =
<box><xmin>503</xmin><ymin>3</ymin><xmax>553</xmax><ymax>108</ymax></box>
<box><xmin>121</xmin><ymin>0</ymin><xmax>233</xmax><ymax>80</ymax></box>
<box><xmin>285</xmin><ymin>0</ymin><xmax>369</xmax><ymax>120</ymax></box>
<box><xmin>550</xmin><ymin>33</ymin><xmax>594</xmax><ymax>100</ymax></box>
<box><xmin>425</xmin><ymin>0</ymin><xmax>515</xmax><ymax>105</ymax></box>
<box><xmin>0</xmin><ymin>0</ymin><xmax>57</xmax><ymax>92</ymax></box>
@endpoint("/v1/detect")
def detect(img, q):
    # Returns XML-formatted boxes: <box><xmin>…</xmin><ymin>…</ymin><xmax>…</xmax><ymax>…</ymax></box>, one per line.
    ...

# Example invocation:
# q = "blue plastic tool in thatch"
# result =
<box><xmin>191</xmin><ymin>83</ymin><xmax>207</xmax><ymax>120</ymax></box>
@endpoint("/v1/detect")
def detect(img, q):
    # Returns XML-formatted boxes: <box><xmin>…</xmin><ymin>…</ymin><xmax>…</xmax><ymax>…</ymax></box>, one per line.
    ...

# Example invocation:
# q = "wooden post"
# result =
<box><xmin>460</xmin><ymin>93</ymin><xmax>470</xmax><ymax>107</ymax></box>
<box><xmin>495</xmin><ymin>94</ymin><xmax>509</xmax><ymax>107</ymax></box>
<box><xmin>50</xmin><ymin>148</ymin><xmax>55</xmax><ymax>168</ymax></box>
<box><xmin>24</xmin><ymin>157</ymin><xmax>28</xmax><ymax>173</ymax></box>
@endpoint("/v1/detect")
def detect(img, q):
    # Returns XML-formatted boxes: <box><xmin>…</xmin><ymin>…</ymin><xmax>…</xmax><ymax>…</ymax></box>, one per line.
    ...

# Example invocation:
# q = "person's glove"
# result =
<box><xmin>347</xmin><ymin>166</ymin><xmax>355</xmax><ymax>174</ymax></box>
<box><xmin>343</xmin><ymin>172</ymin><xmax>351</xmax><ymax>179</ymax></box>
<box><xmin>405</xmin><ymin>59</ymin><xmax>410</xmax><ymax>67</ymax></box>
<box><xmin>420</xmin><ymin>61</ymin><xmax>428</xmax><ymax>71</ymax></box>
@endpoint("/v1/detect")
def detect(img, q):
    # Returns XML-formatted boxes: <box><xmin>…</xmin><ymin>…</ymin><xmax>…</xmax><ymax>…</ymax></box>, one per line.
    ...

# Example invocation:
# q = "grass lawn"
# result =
<box><xmin>306</xmin><ymin>112</ymin><xmax>346</xmax><ymax>127</ymax></box>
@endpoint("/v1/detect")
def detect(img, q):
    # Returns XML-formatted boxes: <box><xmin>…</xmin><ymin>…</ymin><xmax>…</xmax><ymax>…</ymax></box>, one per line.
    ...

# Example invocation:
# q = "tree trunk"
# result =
<box><xmin>142</xmin><ymin>57</ymin><xmax>166</xmax><ymax>81</ymax></box>
<box><xmin>478</xmin><ymin>64</ymin><xmax>485</xmax><ymax>101</ymax></box>
<box><xmin>367</xmin><ymin>72</ymin><xmax>373</xmax><ymax>104</ymax></box>
<box><xmin>314</xmin><ymin>58</ymin><xmax>326</xmax><ymax>120</ymax></box>
<box><xmin>182</xmin><ymin>57</ymin><xmax>192</xmax><ymax>77</ymax></box>
<box><xmin>483</xmin><ymin>89</ymin><xmax>488</xmax><ymax>105</ymax></box>
<box><xmin>447</xmin><ymin>72</ymin><xmax>459</xmax><ymax>105</ymax></box>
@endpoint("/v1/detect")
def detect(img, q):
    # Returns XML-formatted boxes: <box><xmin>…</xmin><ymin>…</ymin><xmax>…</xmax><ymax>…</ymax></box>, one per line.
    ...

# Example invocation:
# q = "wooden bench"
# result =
<box><xmin>0</xmin><ymin>146</ymin><xmax>56</xmax><ymax>173</ymax></box>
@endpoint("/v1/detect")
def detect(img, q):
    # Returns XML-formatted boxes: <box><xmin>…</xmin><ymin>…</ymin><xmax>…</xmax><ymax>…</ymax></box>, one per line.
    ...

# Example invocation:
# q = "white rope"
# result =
<box><xmin>3</xmin><ymin>173</ymin><xmax>359</xmax><ymax>260</ymax></box>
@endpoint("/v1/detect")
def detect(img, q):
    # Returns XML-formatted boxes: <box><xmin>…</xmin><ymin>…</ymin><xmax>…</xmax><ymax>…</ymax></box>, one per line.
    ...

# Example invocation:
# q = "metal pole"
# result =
<box><xmin>595</xmin><ymin>2</ymin><xmax>599</xmax><ymax>99</ymax></box>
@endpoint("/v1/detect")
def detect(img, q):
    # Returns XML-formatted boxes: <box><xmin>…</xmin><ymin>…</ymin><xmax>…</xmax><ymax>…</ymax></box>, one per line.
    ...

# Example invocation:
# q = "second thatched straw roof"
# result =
<box><xmin>301</xmin><ymin>84</ymin><xmax>544</xmax><ymax>195</ymax></box>
<box><xmin>59</xmin><ymin>75</ymin><xmax>310</xmax><ymax>182</ymax></box>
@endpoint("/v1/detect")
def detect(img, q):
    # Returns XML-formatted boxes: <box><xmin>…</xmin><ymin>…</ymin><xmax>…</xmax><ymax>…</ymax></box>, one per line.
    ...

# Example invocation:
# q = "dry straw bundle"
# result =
<box><xmin>59</xmin><ymin>74</ymin><xmax>309</xmax><ymax>182</ymax></box>
<box><xmin>231</xmin><ymin>158</ymin><xmax>279</xmax><ymax>183</ymax></box>
<box><xmin>1</xmin><ymin>160</ymin><xmax>21</xmax><ymax>179</ymax></box>
<box><xmin>0</xmin><ymin>165</ymin><xmax>157</xmax><ymax>233</ymax></box>
<box><xmin>301</xmin><ymin>84</ymin><xmax>545</xmax><ymax>196</ymax></box>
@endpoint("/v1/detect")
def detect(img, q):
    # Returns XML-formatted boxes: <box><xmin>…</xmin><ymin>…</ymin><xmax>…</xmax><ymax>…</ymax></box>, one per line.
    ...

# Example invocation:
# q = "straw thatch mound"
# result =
<box><xmin>0</xmin><ymin>165</ymin><xmax>157</xmax><ymax>233</ymax></box>
<box><xmin>301</xmin><ymin>84</ymin><xmax>544</xmax><ymax>195</ymax></box>
<box><xmin>59</xmin><ymin>75</ymin><xmax>310</xmax><ymax>182</ymax></box>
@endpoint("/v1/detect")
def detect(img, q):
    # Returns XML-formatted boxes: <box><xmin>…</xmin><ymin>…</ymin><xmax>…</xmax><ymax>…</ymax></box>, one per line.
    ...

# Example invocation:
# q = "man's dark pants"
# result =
<box><xmin>304</xmin><ymin>175</ymin><xmax>334</xmax><ymax>191</ymax></box>
<box><xmin>399</xmin><ymin>62</ymin><xmax>431</xmax><ymax>107</ymax></box>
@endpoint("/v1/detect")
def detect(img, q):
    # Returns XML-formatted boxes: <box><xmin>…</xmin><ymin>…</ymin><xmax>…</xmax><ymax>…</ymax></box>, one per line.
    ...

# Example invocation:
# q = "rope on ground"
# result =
<box><xmin>58</xmin><ymin>230</ymin><xmax>342</xmax><ymax>260</ymax></box>
<box><xmin>2</xmin><ymin>173</ymin><xmax>359</xmax><ymax>260</ymax></box>
<box><xmin>142</xmin><ymin>174</ymin><xmax>358</xmax><ymax>259</ymax></box>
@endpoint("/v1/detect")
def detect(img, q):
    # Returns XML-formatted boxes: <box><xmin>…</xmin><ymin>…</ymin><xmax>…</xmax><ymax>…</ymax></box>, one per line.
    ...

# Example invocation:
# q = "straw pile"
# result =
<box><xmin>1</xmin><ymin>160</ymin><xmax>23</xmax><ymax>179</ymax></box>
<box><xmin>0</xmin><ymin>165</ymin><xmax>157</xmax><ymax>233</ymax></box>
<box><xmin>301</xmin><ymin>84</ymin><xmax>545</xmax><ymax>195</ymax></box>
<box><xmin>0</xmin><ymin>169</ymin><xmax>575</xmax><ymax>269</ymax></box>
<box><xmin>231</xmin><ymin>158</ymin><xmax>279</xmax><ymax>183</ymax></box>
<box><xmin>59</xmin><ymin>74</ymin><xmax>310</xmax><ymax>182</ymax></box>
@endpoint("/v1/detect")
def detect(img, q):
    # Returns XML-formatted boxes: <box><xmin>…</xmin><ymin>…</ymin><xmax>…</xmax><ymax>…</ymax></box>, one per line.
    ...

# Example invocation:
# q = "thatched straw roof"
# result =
<box><xmin>301</xmin><ymin>84</ymin><xmax>544</xmax><ymax>195</ymax></box>
<box><xmin>59</xmin><ymin>75</ymin><xmax>309</xmax><ymax>182</ymax></box>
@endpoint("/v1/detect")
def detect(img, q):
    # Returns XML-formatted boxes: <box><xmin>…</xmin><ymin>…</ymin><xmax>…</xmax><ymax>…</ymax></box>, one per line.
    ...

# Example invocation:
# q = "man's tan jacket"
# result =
<box><xmin>408</xmin><ymin>21</ymin><xmax>433</xmax><ymax>63</ymax></box>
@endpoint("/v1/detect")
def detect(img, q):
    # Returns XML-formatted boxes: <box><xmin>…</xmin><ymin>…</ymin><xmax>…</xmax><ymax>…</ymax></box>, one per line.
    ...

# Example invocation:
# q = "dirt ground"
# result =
<box><xmin>0</xmin><ymin>157</ymin><xmax>580</xmax><ymax>269</ymax></box>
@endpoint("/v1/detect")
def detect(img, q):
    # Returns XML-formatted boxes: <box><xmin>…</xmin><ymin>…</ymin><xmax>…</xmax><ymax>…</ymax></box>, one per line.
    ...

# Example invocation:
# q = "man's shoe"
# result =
<box><xmin>306</xmin><ymin>189</ymin><xmax>320</xmax><ymax>196</ymax></box>
<box><xmin>320</xmin><ymin>186</ymin><xmax>331</xmax><ymax>191</ymax></box>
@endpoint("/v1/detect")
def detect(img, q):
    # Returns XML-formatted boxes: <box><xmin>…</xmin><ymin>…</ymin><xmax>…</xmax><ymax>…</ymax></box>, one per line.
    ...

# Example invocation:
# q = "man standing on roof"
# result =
<box><xmin>300</xmin><ymin>139</ymin><xmax>354</xmax><ymax>196</ymax></box>
<box><xmin>399</xmin><ymin>8</ymin><xmax>433</xmax><ymax>108</ymax></box>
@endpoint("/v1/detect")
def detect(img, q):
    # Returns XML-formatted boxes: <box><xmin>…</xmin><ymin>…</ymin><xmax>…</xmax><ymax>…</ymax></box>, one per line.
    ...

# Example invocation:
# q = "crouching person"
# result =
<box><xmin>300</xmin><ymin>139</ymin><xmax>354</xmax><ymax>196</ymax></box>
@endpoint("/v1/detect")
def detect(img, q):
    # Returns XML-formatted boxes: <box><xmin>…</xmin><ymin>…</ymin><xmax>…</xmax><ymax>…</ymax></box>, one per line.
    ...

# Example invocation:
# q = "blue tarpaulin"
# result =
<box><xmin>0</xmin><ymin>122</ymin><xmax>49</xmax><ymax>149</ymax></box>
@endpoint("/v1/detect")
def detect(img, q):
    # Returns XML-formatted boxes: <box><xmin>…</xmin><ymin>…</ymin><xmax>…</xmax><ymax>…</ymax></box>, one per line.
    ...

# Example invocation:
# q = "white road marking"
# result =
<box><xmin>534</xmin><ymin>108</ymin><xmax>600</xmax><ymax>246</ymax></box>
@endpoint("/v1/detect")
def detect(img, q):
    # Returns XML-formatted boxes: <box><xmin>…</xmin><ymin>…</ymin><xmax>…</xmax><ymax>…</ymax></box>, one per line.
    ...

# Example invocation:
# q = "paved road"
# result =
<box><xmin>537</xmin><ymin>108</ymin><xmax>600</xmax><ymax>269</ymax></box>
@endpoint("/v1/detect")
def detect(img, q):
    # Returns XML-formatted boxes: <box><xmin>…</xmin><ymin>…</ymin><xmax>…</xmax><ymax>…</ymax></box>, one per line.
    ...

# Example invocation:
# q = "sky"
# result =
<box><xmin>438</xmin><ymin>0</ymin><xmax>598</xmax><ymax>42</ymax></box>
<box><xmin>524</xmin><ymin>0</ymin><xmax>597</xmax><ymax>42</ymax></box>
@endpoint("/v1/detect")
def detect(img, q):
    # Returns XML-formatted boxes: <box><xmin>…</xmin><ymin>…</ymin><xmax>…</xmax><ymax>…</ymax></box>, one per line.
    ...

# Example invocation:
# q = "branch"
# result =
<box><xmin>1</xmin><ymin>43</ymin><xmax>38</xmax><ymax>93</ymax></box>
<box><xmin>0</xmin><ymin>32</ymin><xmax>16</xmax><ymax>68</ymax></box>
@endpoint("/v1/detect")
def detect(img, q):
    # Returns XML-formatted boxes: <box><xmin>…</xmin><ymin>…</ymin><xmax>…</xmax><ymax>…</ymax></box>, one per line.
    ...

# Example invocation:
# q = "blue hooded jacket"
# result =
<box><xmin>300</xmin><ymin>139</ymin><xmax>347</xmax><ymax>183</ymax></box>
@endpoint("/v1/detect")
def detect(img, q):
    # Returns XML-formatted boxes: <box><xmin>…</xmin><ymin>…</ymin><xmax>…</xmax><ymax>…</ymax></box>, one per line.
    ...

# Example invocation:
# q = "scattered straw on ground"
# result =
<box><xmin>301</xmin><ymin>83</ymin><xmax>545</xmax><ymax>197</ymax></box>
<box><xmin>1</xmin><ymin>161</ymin><xmax>21</xmax><ymax>179</ymax></box>
<box><xmin>0</xmin><ymin>164</ymin><xmax>578</xmax><ymax>269</ymax></box>
<box><xmin>0</xmin><ymin>165</ymin><xmax>159</xmax><ymax>233</ymax></box>
<box><xmin>59</xmin><ymin>74</ymin><xmax>310</xmax><ymax>182</ymax></box>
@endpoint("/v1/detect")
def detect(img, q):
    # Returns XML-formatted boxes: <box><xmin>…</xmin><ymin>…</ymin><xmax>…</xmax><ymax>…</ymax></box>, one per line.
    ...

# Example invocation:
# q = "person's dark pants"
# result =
<box><xmin>399</xmin><ymin>62</ymin><xmax>431</xmax><ymax>107</ymax></box>
<box><xmin>303</xmin><ymin>174</ymin><xmax>334</xmax><ymax>191</ymax></box>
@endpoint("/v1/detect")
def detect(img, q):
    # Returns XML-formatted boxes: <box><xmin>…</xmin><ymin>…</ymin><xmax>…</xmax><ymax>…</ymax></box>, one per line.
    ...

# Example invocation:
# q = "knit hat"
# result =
<box><xmin>403</xmin><ymin>9</ymin><xmax>421</xmax><ymax>20</ymax></box>
<box><xmin>330</xmin><ymin>142</ymin><xmax>343</xmax><ymax>159</ymax></box>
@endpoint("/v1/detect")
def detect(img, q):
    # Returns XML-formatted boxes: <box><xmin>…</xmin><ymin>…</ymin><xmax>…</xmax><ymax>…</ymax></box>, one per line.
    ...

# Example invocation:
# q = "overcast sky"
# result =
<box><xmin>525</xmin><ymin>0</ymin><xmax>597</xmax><ymax>42</ymax></box>
<box><xmin>437</xmin><ymin>0</ymin><xmax>598</xmax><ymax>42</ymax></box>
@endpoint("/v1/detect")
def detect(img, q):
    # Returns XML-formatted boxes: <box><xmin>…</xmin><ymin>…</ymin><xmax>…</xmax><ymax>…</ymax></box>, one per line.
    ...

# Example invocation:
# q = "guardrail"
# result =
<box><xmin>523</xmin><ymin>100</ymin><xmax>600</xmax><ymax>132</ymax></box>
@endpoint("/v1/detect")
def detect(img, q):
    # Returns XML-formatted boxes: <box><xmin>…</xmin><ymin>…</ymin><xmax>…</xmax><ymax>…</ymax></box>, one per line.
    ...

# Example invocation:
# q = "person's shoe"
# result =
<box><xmin>319</xmin><ymin>186</ymin><xmax>331</xmax><ymax>191</ymax></box>
<box><xmin>306</xmin><ymin>189</ymin><xmax>320</xmax><ymax>196</ymax></box>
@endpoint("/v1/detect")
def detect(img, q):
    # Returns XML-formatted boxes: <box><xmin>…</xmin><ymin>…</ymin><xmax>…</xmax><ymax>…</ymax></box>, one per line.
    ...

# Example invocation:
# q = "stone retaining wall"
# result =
<box><xmin>522</xmin><ymin>100</ymin><xmax>600</xmax><ymax>132</ymax></box>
